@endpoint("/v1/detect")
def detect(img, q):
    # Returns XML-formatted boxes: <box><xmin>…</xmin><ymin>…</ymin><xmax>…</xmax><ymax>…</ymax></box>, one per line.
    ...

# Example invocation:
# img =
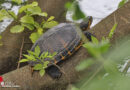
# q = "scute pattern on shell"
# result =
<box><xmin>29</xmin><ymin>23</ymin><xmax>82</xmax><ymax>66</ymax></box>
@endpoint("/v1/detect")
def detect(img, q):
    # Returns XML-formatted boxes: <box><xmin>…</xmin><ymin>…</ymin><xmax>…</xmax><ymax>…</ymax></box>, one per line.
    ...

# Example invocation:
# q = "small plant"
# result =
<box><xmin>0</xmin><ymin>1</ymin><xmax>58</xmax><ymax>43</ymax></box>
<box><xmin>0</xmin><ymin>1</ymin><xmax>58</xmax><ymax>77</ymax></box>
<box><xmin>19</xmin><ymin>45</ymin><xmax>57</xmax><ymax>76</ymax></box>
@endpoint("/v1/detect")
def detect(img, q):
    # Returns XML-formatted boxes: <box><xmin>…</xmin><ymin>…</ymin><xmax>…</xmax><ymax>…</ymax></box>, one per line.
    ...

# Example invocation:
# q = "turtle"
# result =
<box><xmin>29</xmin><ymin>16</ymin><xmax>93</xmax><ymax>79</ymax></box>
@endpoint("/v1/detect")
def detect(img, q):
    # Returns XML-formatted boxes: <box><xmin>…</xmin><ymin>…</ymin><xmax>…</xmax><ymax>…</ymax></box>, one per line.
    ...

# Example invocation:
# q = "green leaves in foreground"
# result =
<box><xmin>19</xmin><ymin>45</ymin><xmax>57</xmax><ymax>76</ymax></box>
<box><xmin>108</xmin><ymin>23</ymin><xmax>118</xmax><ymax>39</ymax></box>
<box><xmin>79</xmin><ymin>75</ymin><xmax>130</xmax><ymax>90</ymax></box>
<box><xmin>74</xmin><ymin>31</ymin><xmax>130</xmax><ymax>90</ymax></box>
<box><xmin>83</xmin><ymin>36</ymin><xmax>110</xmax><ymax>59</ymax></box>
<box><xmin>76</xmin><ymin>58</ymin><xmax>95</xmax><ymax>71</ymax></box>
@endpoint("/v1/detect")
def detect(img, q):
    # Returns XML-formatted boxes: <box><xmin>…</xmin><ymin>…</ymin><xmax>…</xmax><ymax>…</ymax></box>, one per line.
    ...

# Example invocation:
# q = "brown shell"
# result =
<box><xmin>29</xmin><ymin>23</ymin><xmax>83</xmax><ymax>66</ymax></box>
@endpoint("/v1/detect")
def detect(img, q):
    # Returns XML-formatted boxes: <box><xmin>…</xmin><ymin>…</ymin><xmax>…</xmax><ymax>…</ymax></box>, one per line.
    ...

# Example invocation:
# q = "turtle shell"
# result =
<box><xmin>29</xmin><ymin>23</ymin><xmax>83</xmax><ymax>66</ymax></box>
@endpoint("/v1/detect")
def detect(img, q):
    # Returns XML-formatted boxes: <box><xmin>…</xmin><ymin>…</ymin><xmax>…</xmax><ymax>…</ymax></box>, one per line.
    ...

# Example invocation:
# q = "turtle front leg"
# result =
<box><xmin>83</xmin><ymin>31</ymin><xmax>93</xmax><ymax>41</ymax></box>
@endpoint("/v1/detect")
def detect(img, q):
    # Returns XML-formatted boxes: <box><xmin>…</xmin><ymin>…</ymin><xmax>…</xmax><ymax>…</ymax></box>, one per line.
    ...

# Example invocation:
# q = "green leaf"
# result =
<box><xmin>52</xmin><ymin>52</ymin><xmax>57</xmax><ymax>57</ymax></box>
<box><xmin>83</xmin><ymin>39</ymin><xmax>110</xmax><ymax>59</ymax></box>
<box><xmin>12</xmin><ymin>0</ymin><xmax>22</xmax><ymax>5</ymax></box>
<box><xmin>37</xmin><ymin>28</ymin><xmax>43</xmax><ymax>34</ymax></box>
<box><xmin>40</xmin><ymin>52</ymin><xmax>45</xmax><ymax>59</ymax></box>
<box><xmin>47</xmin><ymin>16</ymin><xmax>55</xmax><ymax>22</ymax></box>
<box><xmin>29</xmin><ymin>32</ymin><xmax>41</xmax><ymax>43</ymax></box>
<box><xmin>35</xmin><ymin>45</ymin><xmax>41</xmax><ymax>56</ymax></box>
<box><xmin>22</xmin><ymin>23</ymin><xmax>34</xmax><ymax>30</ymax></box>
<box><xmin>37</xmin><ymin>12</ymin><xmax>48</xmax><ymax>17</ymax></box>
<box><xmin>44</xmin><ymin>52</ymin><xmax>49</xmax><ymax>57</ymax></box>
<box><xmin>118</xmin><ymin>0</ymin><xmax>128</xmax><ymax>8</ymax></box>
<box><xmin>43</xmin><ymin>21</ymin><xmax>58</xmax><ymax>29</ymax></box>
<box><xmin>26</xmin><ymin>6</ymin><xmax>47</xmax><ymax>17</ymax></box>
<box><xmin>43</xmin><ymin>61</ymin><xmax>49</xmax><ymax>68</ymax></box>
<box><xmin>91</xmin><ymin>36</ymin><xmax>99</xmax><ymax>44</ymax></box>
<box><xmin>27</xmin><ymin>50</ymin><xmax>36</xmax><ymax>56</ymax></box>
<box><xmin>23</xmin><ymin>54</ymin><xmax>36</xmax><ymax>61</ymax></box>
<box><xmin>76</xmin><ymin>59</ymin><xmax>94</xmax><ymax>71</ymax></box>
<box><xmin>27</xmin><ymin>6</ymin><xmax>41</xmax><ymax>15</ymax></box>
<box><xmin>108</xmin><ymin>23</ymin><xmax>117</xmax><ymax>39</ymax></box>
<box><xmin>65</xmin><ymin>2</ymin><xmax>72</xmax><ymax>9</ymax></box>
<box><xmin>34</xmin><ymin>22</ymin><xmax>40</xmax><ymax>29</ymax></box>
<box><xmin>10</xmin><ymin>25</ymin><xmax>24</xmax><ymax>33</ymax></box>
<box><xmin>8</xmin><ymin>10</ymin><xmax>17</xmax><ymax>20</ymax></box>
<box><xmin>19</xmin><ymin>59</ymin><xmax>29</xmax><ymax>63</ymax></box>
<box><xmin>33</xmin><ymin>64</ymin><xmax>43</xmax><ymax>70</ymax></box>
<box><xmin>0</xmin><ymin>9</ymin><xmax>12</xmax><ymax>21</ymax></box>
<box><xmin>19</xmin><ymin>1</ymin><xmax>38</xmax><ymax>13</ymax></box>
<box><xmin>39</xmin><ymin>69</ymin><xmax>45</xmax><ymax>76</ymax></box>
<box><xmin>72</xmin><ymin>2</ymin><xmax>86</xmax><ymax>20</ymax></box>
<box><xmin>20</xmin><ymin>15</ymin><xmax>34</xmax><ymax>24</ymax></box>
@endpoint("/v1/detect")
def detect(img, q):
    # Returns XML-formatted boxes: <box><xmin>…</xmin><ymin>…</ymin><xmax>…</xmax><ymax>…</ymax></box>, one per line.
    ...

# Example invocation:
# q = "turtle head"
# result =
<box><xmin>80</xmin><ymin>16</ymin><xmax>93</xmax><ymax>31</ymax></box>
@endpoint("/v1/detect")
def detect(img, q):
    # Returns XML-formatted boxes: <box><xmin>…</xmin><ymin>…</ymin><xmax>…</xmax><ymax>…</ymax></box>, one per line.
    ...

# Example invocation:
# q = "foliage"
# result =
<box><xmin>108</xmin><ymin>23</ymin><xmax>117</xmax><ymax>39</ymax></box>
<box><xmin>12</xmin><ymin>0</ymin><xmax>22</xmax><ymax>5</ymax></box>
<box><xmin>70</xmin><ymin>23</ymin><xmax>130</xmax><ymax>90</ymax></box>
<box><xmin>10</xmin><ymin>25</ymin><xmax>24</xmax><ymax>33</ymax></box>
<box><xmin>0</xmin><ymin>9</ymin><xmax>15</xmax><ymax>21</ymax></box>
<box><xmin>0</xmin><ymin>1</ymin><xmax>58</xmax><ymax>43</ymax></box>
<box><xmin>0</xmin><ymin>1</ymin><xmax>58</xmax><ymax>76</ymax></box>
<box><xmin>118</xmin><ymin>0</ymin><xmax>128</xmax><ymax>8</ymax></box>
<box><xmin>65</xmin><ymin>1</ymin><xmax>86</xmax><ymax>20</ymax></box>
<box><xmin>19</xmin><ymin>45</ymin><xmax>57</xmax><ymax>76</ymax></box>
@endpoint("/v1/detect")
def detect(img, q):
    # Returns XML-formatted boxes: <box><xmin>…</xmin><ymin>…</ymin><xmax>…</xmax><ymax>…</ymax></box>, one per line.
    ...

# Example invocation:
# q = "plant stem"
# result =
<box><xmin>17</xmin><ymin>37</ymin><xmax>25</xmax><ymax>69</ymax></box>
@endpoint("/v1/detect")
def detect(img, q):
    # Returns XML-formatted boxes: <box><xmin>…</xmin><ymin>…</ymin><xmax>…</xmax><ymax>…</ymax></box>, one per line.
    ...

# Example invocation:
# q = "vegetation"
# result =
<box><xmin>118</xmin><ymin>0</ymin><xmax>128</xmax><ymax>8</ymax></box>
<box><xmin>0</xmin><ymin>0</ymin><xmax>130</xmax><ymax>89</ymax></box>
<box><xmin>64</xmin><ymin>1</ymin><xmax>130</xmax><ymax>89</ymax></box>
<box><xmin>0</xmin><ymin>1</ymin><xmax>58</xmax><ymax>76</ymax></box>
<box><xmin>65</xmin><ymin>0</ymin><xmax>86</xmax><ymax>20</ymax></box>
<box><xmin>0</xmin><ymin>1</ymin><xmax>58</xmax><ymax>43</ymax></box>
<box><xmin>71</xmin><ymin>36</ymin><xmax>130</xmax><ymax>90</ymax></box>
<box><xmin>19</xmin><ymin>46</ymin><xmax>57</xmax><ymax>76</ymax></box>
